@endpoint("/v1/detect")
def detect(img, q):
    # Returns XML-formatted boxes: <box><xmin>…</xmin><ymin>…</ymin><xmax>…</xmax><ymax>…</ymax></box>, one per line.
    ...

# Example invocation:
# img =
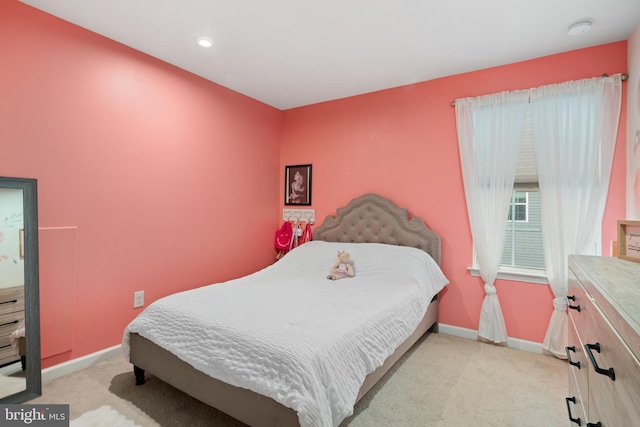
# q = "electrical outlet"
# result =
<box><xmin>134</xmin><ymin>291</ymin><xmax>144</xmax><ymax>308</ymax></box>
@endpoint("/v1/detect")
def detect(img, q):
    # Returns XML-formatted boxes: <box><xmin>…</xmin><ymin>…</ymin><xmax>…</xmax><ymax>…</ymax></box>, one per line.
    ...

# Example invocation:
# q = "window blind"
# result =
<box><xmin>514</xmin><ymin>109</ymin><xmax>538</xmax><ymax>189</ymax></box>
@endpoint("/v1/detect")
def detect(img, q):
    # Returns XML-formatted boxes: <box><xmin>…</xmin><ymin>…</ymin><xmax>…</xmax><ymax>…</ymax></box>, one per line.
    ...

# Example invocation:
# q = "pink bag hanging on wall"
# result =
<box><xmin>274</xmin><ymin>221</ymin><xmax>293</xmax><ymax>251</ymax></box>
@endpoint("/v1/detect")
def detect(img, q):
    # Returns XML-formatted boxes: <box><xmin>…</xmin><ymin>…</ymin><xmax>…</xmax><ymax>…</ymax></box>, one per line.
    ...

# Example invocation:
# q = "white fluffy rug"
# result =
<box><xmin>71</xmin><ymin>405</ymin><xmax>142</xmax><ymax>427</ymax></box>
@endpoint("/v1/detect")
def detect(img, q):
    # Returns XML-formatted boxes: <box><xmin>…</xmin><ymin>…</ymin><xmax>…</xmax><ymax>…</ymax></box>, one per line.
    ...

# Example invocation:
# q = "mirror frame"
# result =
<box><xmin>0</xmin><ymin>177</ymin><xmax>41</xmax><ymax>402</ymax></box>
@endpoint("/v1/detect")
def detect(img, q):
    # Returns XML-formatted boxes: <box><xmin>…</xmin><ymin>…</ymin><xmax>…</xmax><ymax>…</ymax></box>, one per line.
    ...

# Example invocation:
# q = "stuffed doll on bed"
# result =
<box><xmin>327</xmin><ymin>250</ymin><xmax>355</xmax><ymax>280</ymax></box>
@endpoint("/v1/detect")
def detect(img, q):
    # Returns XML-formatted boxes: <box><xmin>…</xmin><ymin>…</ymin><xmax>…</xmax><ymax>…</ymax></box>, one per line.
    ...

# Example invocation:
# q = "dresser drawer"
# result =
<box><xmin>567</xmin><ymin>271</ymin><xmax>589</xmax><ymax>333</ymax></box>
<box><xmin>567</xmin><ymin>370</ymin><xmax>587</xmax><ymax>427</ymax></box>
<box><xmin>0</xmin><ymin>311</ymin><xmax>23</xmax><ymax>338</ymax></box>
<box><xmin>583</xmin><ymin>295</ymin><xmax>640</xmax><ymax>426</ymax></box>
<box><xmin>0</xmin><ymin>335</ymin><xmax>19</xmax><ymax>366</ymax></box>
<box><xmin>567</xmin><ymin>315</ymin><xmax>588</xmax><ymax>411</ymax></box>
<box><xmin>0</xmin><ymin>286</ymin><xmax>25</xmax><ymax>316</ymax></box>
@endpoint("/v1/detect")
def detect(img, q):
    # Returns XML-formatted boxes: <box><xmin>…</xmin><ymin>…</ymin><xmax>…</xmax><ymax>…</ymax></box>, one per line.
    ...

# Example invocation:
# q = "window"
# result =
<box><xmin>499</xmin><ymin>110</ymin><xmax>545</xmax><ymax>272</ymax></box>
<box><xmin>507</xmin><ymin>191</ymin><xmax>528</xmax><ymax>222</ymax></box>
<box><xmin>467</xmin><ymin>108</ymin><xmax>547</xmax><ymax>282</ymax></box>
<box><xmin>500</xmin><ymin>190</ymin><xmax>545</xmax><ymax>270</ymax></box>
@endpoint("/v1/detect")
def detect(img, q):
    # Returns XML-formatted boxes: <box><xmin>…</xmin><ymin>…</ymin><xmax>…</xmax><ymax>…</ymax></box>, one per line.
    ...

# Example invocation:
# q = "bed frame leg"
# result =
<box><xmin>134</xmin><ymin>365</ymin><xmax>146</xmax><ymax>385</ymax></box>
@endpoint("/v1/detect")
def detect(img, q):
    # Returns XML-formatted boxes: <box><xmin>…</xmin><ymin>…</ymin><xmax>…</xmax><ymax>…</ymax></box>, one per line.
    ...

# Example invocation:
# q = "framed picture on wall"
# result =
<box><xmin>285</xmin><ymin>164</ymin><xmax>312</xmax><ymax>206</ymax></box>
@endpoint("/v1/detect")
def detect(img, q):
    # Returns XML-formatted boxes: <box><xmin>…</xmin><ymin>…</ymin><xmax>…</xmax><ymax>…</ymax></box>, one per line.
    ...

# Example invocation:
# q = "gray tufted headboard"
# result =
<box><xmin>314</xmin><ymin>193</ymin><xmax>441</xmax><ymax>265</ymax></box>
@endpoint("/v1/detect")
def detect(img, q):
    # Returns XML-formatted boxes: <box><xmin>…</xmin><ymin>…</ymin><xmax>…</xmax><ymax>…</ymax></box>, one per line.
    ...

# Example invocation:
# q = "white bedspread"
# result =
<box><xmin>123</xmin><ymin>241</ymin><xmax>448</xmax><ymax>427</ymax></box>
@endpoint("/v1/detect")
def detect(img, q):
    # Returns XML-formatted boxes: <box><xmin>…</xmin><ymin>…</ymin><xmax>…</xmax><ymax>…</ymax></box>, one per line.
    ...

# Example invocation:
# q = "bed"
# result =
<box><xmin>123</xmin><ymin>193</ymin><xmax>447</xmax><ymax>427</ymax></box>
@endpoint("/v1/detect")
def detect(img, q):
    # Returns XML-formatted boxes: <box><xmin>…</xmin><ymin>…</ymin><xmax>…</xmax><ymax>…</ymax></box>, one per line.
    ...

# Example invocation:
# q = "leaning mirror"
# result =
<box><xmin>0</xmin><ymin>177</ymin><xmax>41</xmax><ymax>402</ymax></box>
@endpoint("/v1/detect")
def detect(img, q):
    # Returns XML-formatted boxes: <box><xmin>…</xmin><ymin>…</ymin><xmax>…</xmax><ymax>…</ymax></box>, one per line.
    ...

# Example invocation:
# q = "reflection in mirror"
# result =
<box><xmin>0</xmin><ymin>177</ymin><xmax>41</xmax><ymax>403</ymax></box>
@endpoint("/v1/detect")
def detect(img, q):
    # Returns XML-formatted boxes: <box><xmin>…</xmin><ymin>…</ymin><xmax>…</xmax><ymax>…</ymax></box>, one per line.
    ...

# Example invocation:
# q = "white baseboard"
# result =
<box><xmin>438</xmin><ymin>323</ymin><xmax>543</xmax><ymax>354</ymax></box>
<box><xmin>41</xmin><ymin>344</ymin><xmax>123</xmax><ymax>383</ymax></box>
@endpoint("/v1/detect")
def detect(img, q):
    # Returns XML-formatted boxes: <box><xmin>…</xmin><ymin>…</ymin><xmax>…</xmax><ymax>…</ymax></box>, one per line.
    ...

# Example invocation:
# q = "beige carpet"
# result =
<box><xmin>29</xmin><ymin>333</ymin><xmax>568</xmax><ymax>426</ymax></box>
<box><xmin>0</xmin><ymin>374</ymin><xmax>26</xmax><ymax>397</ymax></box>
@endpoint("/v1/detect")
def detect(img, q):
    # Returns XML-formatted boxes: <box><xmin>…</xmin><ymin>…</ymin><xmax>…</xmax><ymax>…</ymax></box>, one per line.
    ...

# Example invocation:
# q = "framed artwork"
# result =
<box><xmin>285</xmin><ymin>164</ymin><xmax>312</xmax><ymax>206</ymax></box>
<box><xmin>617</xmin><ymin>220</ymin><xmax>640</xmax><ymax>263</ymax></box>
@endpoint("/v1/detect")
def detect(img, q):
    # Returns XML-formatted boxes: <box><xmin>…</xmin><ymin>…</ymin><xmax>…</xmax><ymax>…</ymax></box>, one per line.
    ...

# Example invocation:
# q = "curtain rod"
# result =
<box><xmin>451</xmin><ymin>73</ymin><xmax>628</xmax><ymax>106</ymax></box>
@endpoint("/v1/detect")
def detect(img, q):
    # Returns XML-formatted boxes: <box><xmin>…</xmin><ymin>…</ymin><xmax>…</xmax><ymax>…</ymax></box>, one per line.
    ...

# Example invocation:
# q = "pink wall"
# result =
<box><xmin>281</xmin><ymin>42</ymin><xmax>628</xmax><ymax>344</ymax></box>
<box><xmin>1</xmin><ymin>1</ymin><xmax>282</xmax><ymax>368</ymax></box>
<box><xmin>1</xmin><ymin>1</ymin><xmax>629</xmax><ymax>368</ymax></box>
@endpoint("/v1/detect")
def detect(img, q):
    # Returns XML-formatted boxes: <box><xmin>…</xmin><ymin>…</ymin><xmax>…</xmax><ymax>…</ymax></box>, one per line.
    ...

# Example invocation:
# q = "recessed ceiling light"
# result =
<box><xmin>195</xmin><ymin>36</ymin><xmax>214</xmax><ymax>48</ymax></box>
<box><xmin>568</xmin><ymin>20</ymin><xmax>592</xmax><ymax>36</ymax></box>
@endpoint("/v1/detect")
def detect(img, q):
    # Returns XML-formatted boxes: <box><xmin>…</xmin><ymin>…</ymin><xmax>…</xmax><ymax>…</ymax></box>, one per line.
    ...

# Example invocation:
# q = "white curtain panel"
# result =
<box><xmin>530</xmin><ymin>75</ymin><xmax>622</xmax><ymax>358</ymax></box>
<box><xmin>455</xmin><ymin>91</ymin><xmax>529</xmax><ymax>344</ymax></box>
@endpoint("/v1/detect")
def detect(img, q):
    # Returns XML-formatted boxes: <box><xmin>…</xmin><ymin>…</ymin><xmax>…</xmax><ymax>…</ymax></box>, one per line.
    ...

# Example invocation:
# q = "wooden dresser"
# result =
<box><xmin>566</xmin><ymin>255</ymin><xmax>640</xmax><ymax>427</ymax></box>
<box><xmin>0</xmin><ymin>285</ymin><xmax>25</xmax><ymax>367</ymax></box>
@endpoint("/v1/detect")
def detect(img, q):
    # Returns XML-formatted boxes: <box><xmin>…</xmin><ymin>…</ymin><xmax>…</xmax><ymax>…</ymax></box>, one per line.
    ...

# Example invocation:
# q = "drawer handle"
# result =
<box><xmin>587</xmin><ymin>422</ymin><xmax>602</xmax><ymax>427</ymax></box>
<box><xmin>566</xmin><ymin>346</ymin><xmax>581</xmax><ymax>368</ymax></box>
<box><xmin>565</xmin><ymin>396</ymin><xmax>582</xmax><ymax>425</ymax></box>
<box><xmin>584</xmin><ymin>342</ymin><xmax>615</xmax><ymax>381</ymax></box>
<box><xmin>567</xmin><ymin>295</ymin><xmax>581</xmax><ymax>312</ymax></box>
<box><xmin>0</xmin><ymin>319</ymin><xmax>19</xmax><ymax>328</ymax></box>
<box><xmin>0</xmin><ymin>299</ymin><xmax>18</xmax><ymax>305</ymax></box>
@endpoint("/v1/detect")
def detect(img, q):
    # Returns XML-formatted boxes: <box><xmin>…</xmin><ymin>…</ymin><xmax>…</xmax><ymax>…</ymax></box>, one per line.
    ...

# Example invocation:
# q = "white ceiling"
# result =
<box><xmin>19</xmin><ymin>0</ymin><xmax>640</xmax><ymax>110</ymax></box>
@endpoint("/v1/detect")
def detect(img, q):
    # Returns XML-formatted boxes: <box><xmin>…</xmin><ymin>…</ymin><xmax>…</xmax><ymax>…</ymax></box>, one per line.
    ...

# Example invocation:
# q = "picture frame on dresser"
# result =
<box><xmin>617</xmin><ymin>220</ymin><xmax>640</xmax><ymax>263</ymax></box>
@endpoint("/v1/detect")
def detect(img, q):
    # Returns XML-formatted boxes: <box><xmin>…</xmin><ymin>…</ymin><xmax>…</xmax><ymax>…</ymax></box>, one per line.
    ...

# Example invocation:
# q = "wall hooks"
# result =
<box><xmin>303</xmin><ymin>210</ymin><xmax>314</xmax><ymax>224</ymax></box>
<box><xmin>282</xmin><ymin>208</ymin><xmax>315</xmax><ymax>223</ymax></box>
